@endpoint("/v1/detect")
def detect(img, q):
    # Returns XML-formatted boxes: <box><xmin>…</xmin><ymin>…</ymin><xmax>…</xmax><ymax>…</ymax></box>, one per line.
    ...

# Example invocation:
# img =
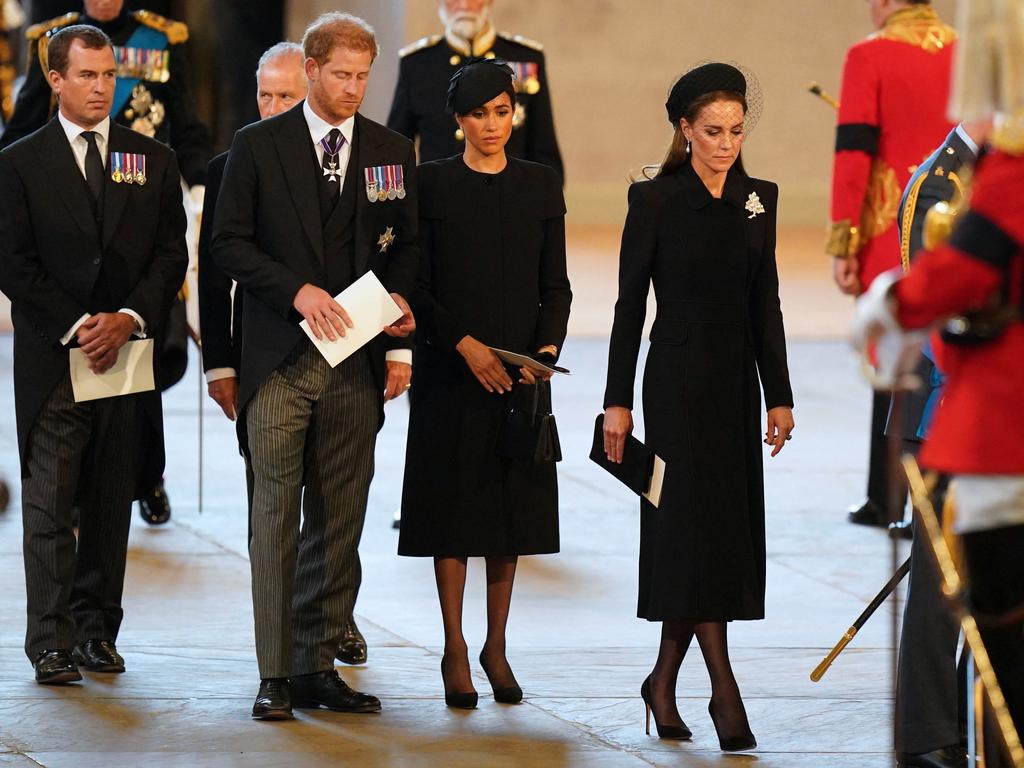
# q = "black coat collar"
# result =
<box><xmin>678</xmin><ymin>161</ymin><xmax>748</xmax><ymax>211</ymax></box>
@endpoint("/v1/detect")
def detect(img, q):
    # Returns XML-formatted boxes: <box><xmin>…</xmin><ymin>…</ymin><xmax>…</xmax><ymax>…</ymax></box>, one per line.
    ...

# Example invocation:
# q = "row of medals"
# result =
<box><xmin>113</xmin><ymin>169</ymin><xmax>146</xmax><ymax>185</ymax></box>
<box><xmin>366</xmin><ymin>183</ymin><xmax>406</xmax><ymax>202</ymax></box>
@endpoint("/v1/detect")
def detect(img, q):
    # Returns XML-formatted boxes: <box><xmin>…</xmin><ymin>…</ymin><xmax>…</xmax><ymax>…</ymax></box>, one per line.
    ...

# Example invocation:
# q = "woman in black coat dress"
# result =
<box><xmin>602</xmin><ymin>64</ymin><xmax>794</xmax><ymax>750</ymax></box>
<box><xmin>398</xmin><ymin>59</ymin><xmax>571</xmax><ymax>708</ymax></box>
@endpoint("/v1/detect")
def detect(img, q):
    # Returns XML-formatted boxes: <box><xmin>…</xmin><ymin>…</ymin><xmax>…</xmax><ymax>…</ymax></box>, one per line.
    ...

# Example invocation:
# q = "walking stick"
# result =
<box><xmin>810</xmin><ymin>556</ymin><xmax>911</xmax><ymax>682</ymax></box>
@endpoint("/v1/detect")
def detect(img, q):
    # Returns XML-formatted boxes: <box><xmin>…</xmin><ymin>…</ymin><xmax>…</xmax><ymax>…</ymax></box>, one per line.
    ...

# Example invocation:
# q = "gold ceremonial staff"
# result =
<box><xmin>904</xmin><ymin>457</ymin><xmax>1024</xmax><ymax>768</ymax></box>
<box><xmin>807</xmin><ymin>81</ymin><xmax>840</xmax><ymax>110</ymax></box>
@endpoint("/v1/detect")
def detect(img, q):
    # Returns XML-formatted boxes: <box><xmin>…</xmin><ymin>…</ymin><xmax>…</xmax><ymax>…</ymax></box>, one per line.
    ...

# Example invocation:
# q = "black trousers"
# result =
<box><xmin>962</xmin><ymin>523</ymin><xmax>1024</xmax><ymax>766</ymax></box>
<box><xmin>21</xmin><ymin>374</ymin><xmax>140</xmax><ymax>660</ymax></box>
<box><xmin>896</xmin><ymin>472</ymin><xmax>967</xmax><ymax>754</ymax></box>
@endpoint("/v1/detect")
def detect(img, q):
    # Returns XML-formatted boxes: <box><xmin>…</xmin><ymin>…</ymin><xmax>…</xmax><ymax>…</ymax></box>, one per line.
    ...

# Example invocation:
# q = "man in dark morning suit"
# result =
<box><xmin>0</xmin><ymin>25</ymin><xmax>186</xmax><ymax>683</ymax></box>
<box><xmin>387</xmin><ymin>0</ymin><xmax>563</xmax><ymax>180</ymax></box>
<box><xmin>199</xmin><ymin>40</ymin><xmax>371</xmax><ymax>669</ymax></box>
<box><xmin>3</xmin><ymin>0</ymin><xmax>212</xmax><ymax>526</ymax></box>
<box><xmin>212</xmin><ymin>12</ymin><xmax>418</xmax><ymax>720</ymax></box>
<box><xmin>892</xmin><ymin>122</ymin><xmax>985</xmax><ymax>768</ymax></box>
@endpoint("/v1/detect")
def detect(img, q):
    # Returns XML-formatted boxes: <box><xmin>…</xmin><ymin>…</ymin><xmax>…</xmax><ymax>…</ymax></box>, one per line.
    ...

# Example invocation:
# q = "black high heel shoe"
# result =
<box><xmin>440</xmin><ymin>656</ymin><xmax>477</xmax><ymax>709</ymax></box>
<box><xmin>640</xmin><ymin>674</ymin><xmax>692</xmax><ymax>740</ymax></box>
<box><xmin>479</xmin><ymin>650</ymin><xmax>523</xmax><ymax>704</ymax></box>
<box><xmin>708</xmin><ymin>700</ymin><xmax>756</xmax><ymax>752</ymax></box>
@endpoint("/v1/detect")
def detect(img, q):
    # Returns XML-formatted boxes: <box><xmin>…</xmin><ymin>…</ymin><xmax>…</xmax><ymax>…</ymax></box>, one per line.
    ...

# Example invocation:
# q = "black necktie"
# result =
<box><xmin>82</xmin><ymin>130</ymin><xmax>104</xmax><ymax>207</ymax></box>
<box><xmin>320</xmin><ymin>128</ymin><xmax>345</xmax><ymax>195</ymax></box>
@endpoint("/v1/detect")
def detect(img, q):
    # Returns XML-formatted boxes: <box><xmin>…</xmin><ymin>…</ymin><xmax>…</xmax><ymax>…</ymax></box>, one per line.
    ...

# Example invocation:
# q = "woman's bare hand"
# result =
<box><xmin>456</xmin><ymin>335</ymin><xmax>513</xmax><ymax>393</ymax></box>
<box><xmin>764</xmin><ymin>406</ymin><xmax>795</xmax><ymax>457</ymax></box>
<box><xmin>603</xmin><ymin>406</ymin><xmax>633</xmax><ymax>464</ymax></box>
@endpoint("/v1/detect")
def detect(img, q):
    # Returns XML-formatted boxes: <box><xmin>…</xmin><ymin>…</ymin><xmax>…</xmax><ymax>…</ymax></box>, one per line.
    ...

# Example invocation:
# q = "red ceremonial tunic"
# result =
<box><xmin>894</xmin><ymin>150</ymin><xmax>1024</xmax><ymax>474</ymax></box>
<box><xmin>829</xmin><ymin>6</ymin><xmax>956</xmax><ymax>290</ymax></box>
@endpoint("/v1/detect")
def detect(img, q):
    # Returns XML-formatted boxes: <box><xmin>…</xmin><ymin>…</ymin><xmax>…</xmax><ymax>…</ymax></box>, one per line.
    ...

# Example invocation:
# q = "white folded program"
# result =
<box><xmin>850</xmin><ymin>268</ymin><xmax>927</xmax><ymax>391</ymax></box>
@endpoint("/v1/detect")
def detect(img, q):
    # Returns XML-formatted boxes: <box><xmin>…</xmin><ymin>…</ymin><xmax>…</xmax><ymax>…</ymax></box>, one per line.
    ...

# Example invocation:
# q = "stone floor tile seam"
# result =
<box><xmin>769</xmin><ymin>556</ymin><xmax>908</xmax><ymax>609</ymax></box>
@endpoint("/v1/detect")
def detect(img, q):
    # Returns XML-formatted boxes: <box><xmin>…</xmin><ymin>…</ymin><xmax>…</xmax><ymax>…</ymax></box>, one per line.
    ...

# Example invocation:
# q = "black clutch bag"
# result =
<box><xmin>497</xmin><ymin>380</ymin><xmax>562</xmax><ymax>463</ymax></box>
<box><xmin>588</xmin><ymin>414</ymin><xmax>664</xmax><ymax>505</ymax></box>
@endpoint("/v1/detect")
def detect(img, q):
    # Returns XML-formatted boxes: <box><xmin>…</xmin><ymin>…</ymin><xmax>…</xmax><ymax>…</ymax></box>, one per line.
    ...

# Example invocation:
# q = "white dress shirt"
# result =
<box><xmin>57</xmin><ymin>111</ymin><xmax>146</xmax><ymax>345</ymax></box>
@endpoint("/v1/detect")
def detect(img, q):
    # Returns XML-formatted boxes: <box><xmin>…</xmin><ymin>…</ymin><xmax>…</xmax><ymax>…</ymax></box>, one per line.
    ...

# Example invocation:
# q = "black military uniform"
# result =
<box><xmin>892</xmin><ymin>127</ymin><xmax>978</xmax><ymax>768</ymax></box>
<box><xmin>0</xmin><ymin>7</ymin><xmax>210</xmax><ymax>186</ymax></box>
<box><xmin>387</xmin><ymin>25</ymin><xmax>563</xmax><ymax>181</ymax></box>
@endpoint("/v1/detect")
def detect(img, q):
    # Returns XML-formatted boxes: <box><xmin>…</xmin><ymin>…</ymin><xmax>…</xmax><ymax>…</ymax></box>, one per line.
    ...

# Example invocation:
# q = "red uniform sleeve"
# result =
<box><xmin>830</xmin><ymin>43</ymin><xmax>880</xmax><ymax>227</ymax></box>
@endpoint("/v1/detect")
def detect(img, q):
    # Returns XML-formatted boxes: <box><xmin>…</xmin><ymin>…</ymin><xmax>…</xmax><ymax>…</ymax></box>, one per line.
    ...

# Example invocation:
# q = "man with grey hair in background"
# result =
<box><xmin>388</xmin><ymin>0</ymin><xmax>562</xmax><ymax>179</ymax></box>
<box><xmin>198</xmin><ymin>38</ymin><xmax>372</xmax><ymax>674</ymax></box>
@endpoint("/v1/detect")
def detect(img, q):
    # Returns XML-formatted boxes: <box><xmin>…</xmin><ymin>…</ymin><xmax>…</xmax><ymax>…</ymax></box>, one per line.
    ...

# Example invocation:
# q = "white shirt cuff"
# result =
<box><xmin>205</xmin><ymin>367</ymin><xmax>237</xmax><ymax>384</ymax></box>
<box><xmin>118</xmin><ymin>308</ymin><xmax>146</xmax><ymax>338</ymax></box>
<box><xmin>61</xmin><ymin>313</ymin><xmax>91</xmax><ymax>346</ymax></box>
<box><xmin>385</xmin><ymin>349</ymin><xmax>412</xmax><ymax>365</ymax></box>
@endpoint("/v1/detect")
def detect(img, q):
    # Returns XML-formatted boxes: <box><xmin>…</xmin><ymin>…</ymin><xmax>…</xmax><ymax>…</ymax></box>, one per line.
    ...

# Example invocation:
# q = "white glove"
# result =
<box><xmin>851</xmin><ymin>268</ymin><xmax>927</xmax><ymax>391</ymax></box>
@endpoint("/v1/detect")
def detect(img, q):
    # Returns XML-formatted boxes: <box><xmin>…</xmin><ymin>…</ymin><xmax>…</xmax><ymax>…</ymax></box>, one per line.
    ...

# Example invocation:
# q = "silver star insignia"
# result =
<box><xmin>378</xmin><ymin>226</ymin><xmax>396</xmax><ymax>253</ymax></box>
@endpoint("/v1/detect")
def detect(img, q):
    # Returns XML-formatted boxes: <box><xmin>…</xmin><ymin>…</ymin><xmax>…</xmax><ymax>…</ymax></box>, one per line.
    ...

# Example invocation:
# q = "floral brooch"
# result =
<box><xmin>745</xmin><ymin>192</ymin><xmax>765</xmax><ymax>219</ymax></box>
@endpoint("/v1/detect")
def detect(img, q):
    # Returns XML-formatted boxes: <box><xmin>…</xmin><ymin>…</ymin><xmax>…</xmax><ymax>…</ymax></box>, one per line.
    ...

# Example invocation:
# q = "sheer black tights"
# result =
<box><xmin>649</xmin><ymin>619</ymin><xmax>751</xmax><ymax>737</ymax></box>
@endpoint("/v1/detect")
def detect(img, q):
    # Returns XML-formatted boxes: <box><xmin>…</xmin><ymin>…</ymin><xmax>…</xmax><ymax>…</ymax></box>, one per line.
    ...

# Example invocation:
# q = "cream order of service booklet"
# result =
<box><xmin>300</xmin><ymin>271</ymin><xmax>403</xmax><ymax>368</ymax></box>
<box><xmin>69</xmin><ymin>338</ymin><xmax>156</xmax><ymax>403</ymax></box>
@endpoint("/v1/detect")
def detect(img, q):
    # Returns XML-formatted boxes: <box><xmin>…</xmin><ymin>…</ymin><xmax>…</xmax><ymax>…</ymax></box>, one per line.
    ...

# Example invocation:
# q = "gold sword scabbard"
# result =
<box><xmin>807</xmin><ymin>82</ymin><xmax>840</xmax><ymax>111</ymax></box>
<box><xmin>904</xmin><ymin>457</ymin><xmax>1024</xmax><ymax>767</ymax></box>
<box><xmin>811</xmin><ymin>626</ymin><xmax>857</xmax><ymax>682</ymax></box>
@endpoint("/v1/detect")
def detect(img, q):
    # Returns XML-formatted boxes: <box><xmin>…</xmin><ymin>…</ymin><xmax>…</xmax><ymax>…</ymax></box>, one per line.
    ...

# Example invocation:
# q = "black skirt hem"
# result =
<box><xmin>398</xmin><ymin>548</ymin><xmax>560</xmax><ymax>558</ymax></box>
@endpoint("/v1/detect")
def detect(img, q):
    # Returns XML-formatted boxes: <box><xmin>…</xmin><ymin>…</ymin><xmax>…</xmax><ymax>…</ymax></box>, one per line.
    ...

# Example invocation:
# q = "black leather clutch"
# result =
<box><xmin>588</xmin><ymin>414</ymin><xmax>656</xmax><ymax>496</ymax></box>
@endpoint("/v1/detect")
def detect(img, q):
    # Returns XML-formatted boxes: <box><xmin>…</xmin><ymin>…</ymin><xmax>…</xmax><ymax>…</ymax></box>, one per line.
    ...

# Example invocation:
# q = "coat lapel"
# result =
<box><xmin>273</xmin><ymin>103</ymin><xmax>324</xmax><ymax>263</ymax></box>
<box><xmin>102</xmin><ymin>124</ymin><xmax>132</xmax><ymax>248</ymax></box>
<box><xmin>36</xmin><ymin>119</ymin><xmax>99</xmax><ymax>241</ymax></box>
<box><xmin>353</xmin><ymin>115</ymin><xmax>369</xmax><ymax>277</ymax></box>
<box><xmin>353</xmin><ymin>114</ymin><xmax>382</xmax><ymax>278</ymax></box>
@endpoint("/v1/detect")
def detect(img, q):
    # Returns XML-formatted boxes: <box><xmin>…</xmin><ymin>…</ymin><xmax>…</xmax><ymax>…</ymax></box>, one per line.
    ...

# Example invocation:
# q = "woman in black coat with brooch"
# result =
<box><xmin>398</xmin><ymin>59</ymin><xmax>571</xmax><ymax>709</ymax></box>
<box><xmin>602</xmin><ymin>63</ymin><xmax>794</xmax><ymax>751</ymax></box>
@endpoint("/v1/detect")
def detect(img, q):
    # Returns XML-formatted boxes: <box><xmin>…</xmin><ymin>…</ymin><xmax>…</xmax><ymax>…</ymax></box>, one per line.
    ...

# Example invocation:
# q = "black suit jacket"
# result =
<box><xmin>212</xmin><ymin>103</ymin><xmax>419</xmax><ymax>412</ymax></box>
<box><xmin>0</xmin><ymin>118</ymin><xmax>188</xmax><ymax>491</ymax></box>
<box><xmin>197</xmin><ymin>150</ymin><xmax>243</xmax><ymax>374</ymax></box>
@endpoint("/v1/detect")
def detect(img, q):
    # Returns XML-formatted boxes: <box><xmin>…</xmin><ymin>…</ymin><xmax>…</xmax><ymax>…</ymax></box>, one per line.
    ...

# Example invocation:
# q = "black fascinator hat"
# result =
<box><xmin>665</xmin><ymin>61</ymin><xmax>763</xmax><ymax>131</ymax></box>
<box><xmin>446</xmin><ymin>57</ymin><xmax>517</xmax><ymax>115</ymax></box>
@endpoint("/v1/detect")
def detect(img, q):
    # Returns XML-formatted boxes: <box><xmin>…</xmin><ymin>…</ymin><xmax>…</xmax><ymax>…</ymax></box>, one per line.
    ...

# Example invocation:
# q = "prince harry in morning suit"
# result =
<box><xmin>0</xmin><ymin>25</ymin><xmax>186</xmax><ymax>683</ymax></box>
<box><xmin>212</xmin><ymin>12</ymin><xmax>418</xmax><ymax>720</ymax></box>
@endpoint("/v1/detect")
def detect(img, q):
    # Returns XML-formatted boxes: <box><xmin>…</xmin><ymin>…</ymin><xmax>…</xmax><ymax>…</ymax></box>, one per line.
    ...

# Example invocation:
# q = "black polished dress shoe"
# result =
<box><xmin>847</xmin><ymin>499</ymin><xmax>887</xmax><ymax>527</ymax></box>
<box><xmin>291</xmin><ymin>669</ymin><xmax>381</xmax><ymax>713</ymax></box>
<box><xmin>33</xmin><ymin>649</ymin><xmax>82</xmax><ymax>685</ymax></box>
<box><xmin>72</xmin><ymin>639</ymin><xmax>125</xmax><ymax>672</ymax></box>
<box><xmin>640</xmin><ymin>674</ymin><xmax>691</xmax><ymax>739</ymax></box>
<box><xmin>138</xmin><ymin>480</ymin><xmax>171</xmax><ymax>525</ymax></box>
<box><xmin>252</xmin><ymin>678</ymin><xmax>293</xmax><ymax>720</ymax></box>
<box><xmin>335</xmin><ymin>620</ymin><xmax>367</xmax><ymax>665</ymax></box>
<box><xmin>896</xmin><ymin>745</ymin><xmax>968</xmax><ymax>768</ymax></box>
<box><xmin>889</xmin><ymin>519</ymin><xmax>914</xmax><ymax>540</ymax></box>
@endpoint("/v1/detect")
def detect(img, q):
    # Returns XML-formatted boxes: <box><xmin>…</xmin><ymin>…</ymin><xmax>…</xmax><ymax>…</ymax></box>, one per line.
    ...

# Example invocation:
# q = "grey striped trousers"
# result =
<box><xmin>21</xmin><ymin>373</ymin><xmax>140</xmax><ymax>660</ymax></box>
<box><xmin>247</xmin><ymin>343</ymin><xmax>377</xmax><ymax>679</ymax></box>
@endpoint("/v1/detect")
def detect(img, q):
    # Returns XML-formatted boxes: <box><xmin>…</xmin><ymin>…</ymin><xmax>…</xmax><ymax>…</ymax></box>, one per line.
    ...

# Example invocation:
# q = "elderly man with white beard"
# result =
<box><xmin>387</xmin><ymin>0</ymin><xmax>563</xmax><ymax>181</ymax></box>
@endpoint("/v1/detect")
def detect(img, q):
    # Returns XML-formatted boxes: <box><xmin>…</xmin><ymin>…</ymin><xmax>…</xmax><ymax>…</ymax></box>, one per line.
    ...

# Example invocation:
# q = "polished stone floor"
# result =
<box><xmin>0</xmin><ymin>334</ymin><xmax>910</xmax><ymax>767</ymax></box>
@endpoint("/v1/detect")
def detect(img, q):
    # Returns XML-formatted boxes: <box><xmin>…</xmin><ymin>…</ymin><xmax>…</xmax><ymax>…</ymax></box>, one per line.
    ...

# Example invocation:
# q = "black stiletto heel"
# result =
<box><xmin>479</xmin><ymin>651</ymin><xmax>523</xmax><ymax>704</ymax></box>
<box><xmin>708</xmin><ymin>700</ymin><xmax>756</xmax><ymax>752</ymax></box>
<box><xmin>440</xmin><ymin>656</ymin><xmax>477</xmax><ymax>709</ymax></box>
<box><xmin>640</xmin><ymin>674</ymin><xmax>692</xmax><ymax>740</ymax></box>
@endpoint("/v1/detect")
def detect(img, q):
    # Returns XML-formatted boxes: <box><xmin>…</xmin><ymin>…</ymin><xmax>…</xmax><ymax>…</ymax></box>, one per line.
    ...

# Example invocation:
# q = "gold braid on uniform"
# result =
<box><xmin>900</xmin><ymin>173</ymin><xmax>928</xmax><ymax>271</ymax></box>
<box><xmin>27</xmin><ymin>12</ymin><xmax>80</xmax><ymax>74</ymax></box>
<box><xmin>132</xmin><ymin>9</ymin><xmax>189</xmax><ymax>44</ymax></box>
<box><xmin>825</xmin><ymin>220</ymin><xmax>860</xmax><ymax>259</ymax></box>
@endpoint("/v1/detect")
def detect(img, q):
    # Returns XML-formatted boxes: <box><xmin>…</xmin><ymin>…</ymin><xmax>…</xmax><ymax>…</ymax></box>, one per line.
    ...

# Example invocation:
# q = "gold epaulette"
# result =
<box><xmin>26</xmin><ymin>12</ymin><xmax>79</xmax><ymax>41</ymax></box>
<box><xmin>132</xmin><ymin>9</ymin><xmax>188</xmax><ymax>45</ymax></box>
<box><xmin>399</xmin><ymin>34</ymin><xmax>442</xmax><ymax>58</ymax></box>
<box><xmin>500</xmin><ymin>32</ymin><xmax>543</xmax><ymax>52</ymax></box>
